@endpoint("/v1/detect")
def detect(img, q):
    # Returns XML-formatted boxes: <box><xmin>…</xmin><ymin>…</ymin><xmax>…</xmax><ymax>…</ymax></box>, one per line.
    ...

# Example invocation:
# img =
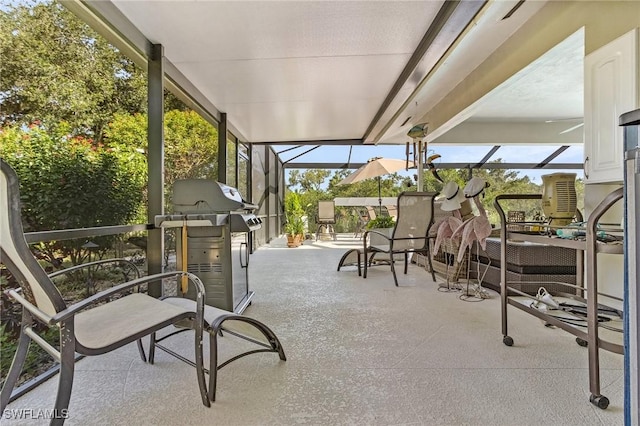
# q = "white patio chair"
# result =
<box><xmin>363</xmin><ymin>191</ymin><xmax>438</xmax><ymax>286</ymax></box>
<box><xmin>316</xmin><ymin>200</ymin><xmax>337</xmax><ymax>240</ymax></box>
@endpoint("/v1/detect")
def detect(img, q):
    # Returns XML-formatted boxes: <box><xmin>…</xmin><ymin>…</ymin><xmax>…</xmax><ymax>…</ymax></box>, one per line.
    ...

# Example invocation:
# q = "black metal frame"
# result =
<box><xmin>149</xmin><ymin>312</ymin><xmax>286</xmax><ymax>402</ymax></box>
<box><xmin>494</xmin><ymin>189</ymin><xmax>624</xmax><ymax>409</ymax></box>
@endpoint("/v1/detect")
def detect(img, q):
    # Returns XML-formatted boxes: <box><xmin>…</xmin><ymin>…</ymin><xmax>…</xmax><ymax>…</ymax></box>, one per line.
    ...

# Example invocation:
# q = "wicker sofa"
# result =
<box><xmin>469</xmin><ymin>237</ymin><xmax>577</xmax><ymax>294</ymax></box>
<box><xmin>417</xmin><ymin>200</ymin><xmax>577</xmax><ymax>292</ymax></box>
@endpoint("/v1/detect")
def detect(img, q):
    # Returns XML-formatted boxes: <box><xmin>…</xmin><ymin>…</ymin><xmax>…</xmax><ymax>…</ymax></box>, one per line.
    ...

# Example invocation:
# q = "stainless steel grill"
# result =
<box><xmin>172</xmin><ymin>179</ymin><xmax>262</xmax><ymax>231</ymax></box>
<box><xmin>155</xmin><ymin>179</ymin><xmax>261</xmax><ymax>313</ymax></box>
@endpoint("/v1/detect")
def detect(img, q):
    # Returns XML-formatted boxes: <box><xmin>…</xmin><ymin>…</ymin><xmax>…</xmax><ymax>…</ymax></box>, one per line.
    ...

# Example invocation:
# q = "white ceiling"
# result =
<box><xmin>429</xmin><ymin>27</ymin><xmax>585</xmax><ymax>145</ymax></box>
<box><xmin>467</xmin><ymin>28</ymin><xmax>584</xmax><ymax>121</ymax></box>
<box><xmin>111</xmin><ymin>0</ymin><xmax>445</xmax><ymax>142</ymax></box>
<box><xmin>94</xmin><ymin>0</ymin><xmax>582</xmax><ymax>145</ymax></box>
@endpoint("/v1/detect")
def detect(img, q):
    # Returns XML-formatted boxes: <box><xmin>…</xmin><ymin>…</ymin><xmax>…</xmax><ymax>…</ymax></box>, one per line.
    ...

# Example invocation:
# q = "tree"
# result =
<box><xmin>0</xmin><ymin>1</ymin><xmax>194</xmax><ymax>138</ymax></box>
<box><xmin>288</xmin><ymin>169</ymin><xmax>331</xmax><ymax>192</ymax></box>
<box><xmin>103</xmin><ymin>110</ymin><xmax>219</xmax><ymax>210</ymax></box>
<box><xmin>0</xmin><ymin>1</ymin><xmax>147</xmax><ymax>138</ymax></box>
<box><xmin>420</xmin><ymin>161</ymin><xmax>544</xmax><ymax>224</ymax></box>
<box><xmin>0</xmin><ymin>123</ymin><xmax>147</xmax><ymax>265</ymax></box>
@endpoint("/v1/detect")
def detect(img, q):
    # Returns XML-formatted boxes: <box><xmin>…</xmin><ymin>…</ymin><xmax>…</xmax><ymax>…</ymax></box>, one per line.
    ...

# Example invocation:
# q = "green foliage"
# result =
<box><xmin>102</xmin><ymin>113</ymin><xmax>147</xmax><ymax>149</ymax></box>
<box><xmin>104</xmin><ymin>110</ymin><xmax>219</xmax><ymax>211</ymax></box>
<box><xmin>0</xmin><ymin>1</ymin><xmax>147</xmax><ymax>138</ymax></box>
<box><xmin>285</xmin><ymin>191</ymin><xmax>304</xmax><ymax>216</ymax></box>
<box><xmin>284</xmin><ymin>191</ymin><xmax>305</xmax><ymax>235</ymax></box>
<box><xmin>286</xmin><ymin>162</ymin><xmax>584</xmax><ymax>232</ymax></box>
<box><xmin>366</xmin><ymin>216</ymin><xmax>395</xmax><ymax>230</ymax></box>
<box><xmin>283</xmin><ymin>220</ymin><xmax>295</xmax><ymax>235</ymax></box>
<box><xmin>0</xmin><ymin>123</ymin><xmax>146</xmax><ymax>265</ymax></box>
<box><xmin>288</xmin><ymin>169</ymin><xmax>331</xmax><ymax>192</ymax></box>
<box><xmin>284</xmin><ymin>215</ymin><xmax>304</xmax><ymax>236</ymax></box>
<box><xmin>164</xmin><ymin>110</ymin><xmax>219</xmax><ymax>184</ymax></box>
<box><xmin>0</xmin><ymin>323</ymin><xmax>60</xmax><ymax>388</ymax></box>
<box><xmin>293</xmin><ymin>217</ymin><xmax>305</xmax><ymax>235</ymax></box>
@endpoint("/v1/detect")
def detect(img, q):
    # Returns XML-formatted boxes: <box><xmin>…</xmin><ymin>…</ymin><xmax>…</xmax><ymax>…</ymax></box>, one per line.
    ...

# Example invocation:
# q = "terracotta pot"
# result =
<box><xmin>287</xmin><ymin>234</ymin><xmax>302</xmax><ymax>247</ymax></box>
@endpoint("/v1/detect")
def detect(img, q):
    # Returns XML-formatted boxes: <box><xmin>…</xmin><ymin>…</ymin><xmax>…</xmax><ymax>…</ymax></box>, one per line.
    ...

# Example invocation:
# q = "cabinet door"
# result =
<box><xmin>584</xmin><ymin>29</ymin><xmax>638</xmax><ymax>183</ymax></box>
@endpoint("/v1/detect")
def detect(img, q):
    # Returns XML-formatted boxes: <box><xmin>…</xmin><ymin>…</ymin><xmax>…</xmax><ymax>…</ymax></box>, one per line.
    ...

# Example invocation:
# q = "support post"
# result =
<box><xmin>417</xmin><ymin>139</ymin><xmax>424</xmax><ymax>191</ymax></box>
<box><xmin>274</xmin><ymin>154</ymin><xmax>281</xmax><ymax>234</ymax></box>
<box><xmin>147</xmin><ymin>43</ymin><xmax>164</xmax><ymax>298</ymax></box>
<box><xmin>265</xmin><ymin>147</ymin><xmax>270</xmax><ymax>241</ymax></box>
<box><xmin>217</xmin><ymin>113</ymin><xmax>227</xmax><ymax>184</ymax></box>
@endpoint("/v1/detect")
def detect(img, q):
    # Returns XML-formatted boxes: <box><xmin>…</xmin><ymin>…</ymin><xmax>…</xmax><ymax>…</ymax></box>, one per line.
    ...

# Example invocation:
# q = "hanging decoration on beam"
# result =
<box><xmin>406</xmin><ymin>122</ymin><xmax>428</xmax><ymax>191</ymax></box>
<box><xmin>426</xmin><ymin>153</ymin><xmax>444</xmax><ymax>183</ymax></box>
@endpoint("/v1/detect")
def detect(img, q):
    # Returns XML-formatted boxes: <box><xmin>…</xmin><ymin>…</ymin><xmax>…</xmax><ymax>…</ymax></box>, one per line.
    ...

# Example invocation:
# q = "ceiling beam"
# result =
<box><xmin>362</xmin><ymin>0</ymin><xmax>463</xmax><ymax>142</ymax></box>
<box><xmin>472</xmin><ymin>145</ymin><xmax>501</xmax><ymax>169</ymax></box>
<box><xmin>282</xmin><ymin>146</ymin><xmax>320</xmax><ymax>164</ymax></box>
<box><xmin>534</xmin><ymin>145</ymin><xmax>570</xmax><ymax>168</ymax></box>
<box><xmin>365</xmin><ymin>0</ymin><xmax>487</xmax><ymax>144</ymax></box>
<box><xmin>276</xmin><ymin>145</ymin><xmax>304</xmax><ymax>154</ymax></box>
<box><xmin>283</xmin><ymin>162</ymin><xmax>582</xmax><ymax>170</ymax></box>
<box><xmin>422</xmin><ymin>1</ymin><xmax>640</xmax><ymax>140</ymax></box>
<box><xmin>251</xmin><ymin>139</ymin><xmax>363</xmax><ymax>146</ymax></box>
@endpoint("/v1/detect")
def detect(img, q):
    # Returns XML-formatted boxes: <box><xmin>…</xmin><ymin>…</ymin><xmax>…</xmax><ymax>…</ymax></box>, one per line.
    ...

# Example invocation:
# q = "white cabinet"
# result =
<box><xmin>584</xmin><ymin>28</ymin><xmax>638</xmax><ymax>183</ymax></box>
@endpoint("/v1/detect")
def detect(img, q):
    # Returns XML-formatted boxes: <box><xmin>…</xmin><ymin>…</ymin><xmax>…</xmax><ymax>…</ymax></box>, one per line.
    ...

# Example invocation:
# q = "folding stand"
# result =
<box><xmin>459</xmin><ymin>241</ymin><xmax>492</xmax><ymax>302</ymax></box>
<box><xmin>435</xmin><ymin>239</ymin><xmax>465</xmax><ymax>293</ymax></box>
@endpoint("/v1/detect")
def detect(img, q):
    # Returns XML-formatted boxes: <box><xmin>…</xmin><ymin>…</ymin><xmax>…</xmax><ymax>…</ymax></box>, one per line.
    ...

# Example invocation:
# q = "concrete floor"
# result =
<box><xmin>4</xmin><ymin>234</ymin><xmax>624</xmax><ymax>425</ymax></box>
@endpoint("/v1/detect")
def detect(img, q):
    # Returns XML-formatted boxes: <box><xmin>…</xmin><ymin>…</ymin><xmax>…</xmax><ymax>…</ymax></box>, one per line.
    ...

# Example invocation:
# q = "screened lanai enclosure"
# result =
<box><xmin>1</xmin><ymin>0</ymin><xmax>639</xmax><ymax>424</ymax></box>
<box><xmin>56</xmin><ymin>0</ymin><xmax>608</xmax><ymax>265</ymax></box>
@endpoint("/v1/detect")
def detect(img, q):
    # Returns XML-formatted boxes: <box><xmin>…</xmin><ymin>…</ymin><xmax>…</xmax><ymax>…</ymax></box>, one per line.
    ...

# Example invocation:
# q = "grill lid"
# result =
<box><xmin>173</xmin><ymin>179</ymin><xmax>258</xmax><ymax>213</ymax></box>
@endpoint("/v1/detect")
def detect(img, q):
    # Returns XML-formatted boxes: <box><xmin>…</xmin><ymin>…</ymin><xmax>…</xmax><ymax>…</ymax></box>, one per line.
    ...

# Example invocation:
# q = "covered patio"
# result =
<box><xmin>4</xmin><ymin>235</ymin><xmax>624</xmax><ymax>425</ymax></box>
<box><xmin>1</xmin><ymin>0</ymin><xmax>638</xmax><ymax>424</ymax></box>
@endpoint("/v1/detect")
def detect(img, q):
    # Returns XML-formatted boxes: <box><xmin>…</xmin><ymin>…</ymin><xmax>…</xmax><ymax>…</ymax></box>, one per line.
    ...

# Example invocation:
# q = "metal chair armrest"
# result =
<box><xmin>47</xmin><ymin>258</ymin><xmax>140</xmax><ymax>280</ymax></box>
<box><xmin>51</xmin><ymin>271</ymin><xmax>205</xmax><ymax>324</ymax></box>
<box><xmin>363</xmin><ymin>229</ymin><xmax>391</xmax><ymax>241</ymax></box>
<box><xmin>363</xmin><ymin>229</ymin><xmax>391</xmax><ymax>250</ymax></box>
<box><xmin>5</xmin><ymin>288</ymin><xmax>54</xmax><ymax>325</ymax></box>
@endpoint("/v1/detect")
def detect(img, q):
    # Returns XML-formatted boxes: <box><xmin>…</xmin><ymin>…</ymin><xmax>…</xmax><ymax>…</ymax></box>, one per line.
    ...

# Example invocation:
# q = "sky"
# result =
<box><xmin>277</xmin><ymin>143</ymin><xmax>584</xmax><ymax>185</ymax></box>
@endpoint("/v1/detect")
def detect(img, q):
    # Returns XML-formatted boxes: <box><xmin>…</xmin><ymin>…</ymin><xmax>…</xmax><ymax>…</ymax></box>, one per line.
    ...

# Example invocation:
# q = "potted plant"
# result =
<box><xmin>284</xmin><ymin>220</ymin><xmax>298</xmax><ymax>247</ymax></box>
<box><xmin>285</xmin><ymin>215</ymin><xmax>304</xmax><ymax>247</ymax></box>
<box><xmin>365</xmin><ymin>216</ymin><xmax>395</xmax><ymax>231</ymax></box>
<box><xmin>366</xmin><ymin>215</ymin><xmax>396</xmax><ymax>247</ymax></box>
<box><xmin>285</xmin><ymin>192</ymin><xmax>305</xmax><ymax>247</ymax></box>
<box><xmin>293</xmin><ymin>215</ymin><xmax>305</xmax><ymax>243</ymax></box>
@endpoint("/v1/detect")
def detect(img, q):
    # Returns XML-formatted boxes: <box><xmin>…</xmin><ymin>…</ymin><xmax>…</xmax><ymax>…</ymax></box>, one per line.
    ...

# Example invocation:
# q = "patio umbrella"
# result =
<box><xmin>338</xmin><ymin>157</ymin><xmax>413</xmax><ymax>214</ymax></box>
